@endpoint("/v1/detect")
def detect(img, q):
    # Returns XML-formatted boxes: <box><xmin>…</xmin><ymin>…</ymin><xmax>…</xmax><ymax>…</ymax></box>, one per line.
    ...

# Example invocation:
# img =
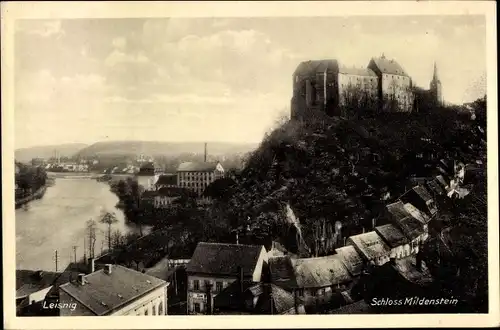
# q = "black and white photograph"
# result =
<box><xmin>2</xmin><ymin>1</ymin><xmax>498</xmax><ymax>328</ymax></box>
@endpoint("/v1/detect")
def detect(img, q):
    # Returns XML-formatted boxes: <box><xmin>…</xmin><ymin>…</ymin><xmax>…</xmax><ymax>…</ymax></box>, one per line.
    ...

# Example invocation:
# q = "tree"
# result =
<box><xmin>111</xmin><ymin>229</ymin><xmax>125</xmax><ymax>249</ymax></box>
<box><xmin>100</xmin><ymin>211</ymin><xmax>118</xmax><ymax>252</ymax></box>
<box><xmin>85</xmin><ymin>219</ymin><xmax>98</xmax><ymax>258</ymax></box>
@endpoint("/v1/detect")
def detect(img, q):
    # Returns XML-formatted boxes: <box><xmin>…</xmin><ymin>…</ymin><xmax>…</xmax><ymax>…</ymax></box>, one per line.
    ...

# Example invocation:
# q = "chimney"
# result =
<box><xmin>204</xmin><ymin>143</ymin><xmax>207</xmax><ymax>162</ymax></box>
<box><xmin>104</xmin><ymin>264</ymin><xmax>112</xmax><ymax>275</ymax></box>
<box><xmin>205</xmin><ymin>282</ymin><xmax>213</xmax><ymax>315</ymax></box>
<box><xmin>78</xmin><ymin>273</ymin><xmax>86</xmax><ymax>285</ymax></box>
<box><xmin>88</xmin><ymin>258</ymin><xmax>95</xmax><ymax>274</ymax></box>
<box><xmin>237</xmin><ymin>266</ymin><xmax>244</xmax><ymax>293</ymax></box>
<box><xmin>294</xmin><ymin>289</ymin><xmax>299</xmax><ymax>314</ymax></box>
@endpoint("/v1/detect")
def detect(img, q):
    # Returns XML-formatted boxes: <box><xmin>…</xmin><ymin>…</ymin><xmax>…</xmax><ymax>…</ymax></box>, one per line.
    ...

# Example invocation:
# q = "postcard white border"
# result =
<box><xmin>2</xmin><ymin>1</ymin><xmax>498</xmax><ymax>329</ymax></box>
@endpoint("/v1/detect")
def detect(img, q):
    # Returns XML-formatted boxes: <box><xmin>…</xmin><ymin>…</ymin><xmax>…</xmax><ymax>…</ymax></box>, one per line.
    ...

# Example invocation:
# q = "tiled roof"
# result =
<box><xmin>177</xmin><ymin>161</ymin><xmax>220</xmax><ymax>172</ymax></box>
<box><xmin>16</xmin><ymin>270</ymin><xmax>61</xmax><ymax>297</ymax></box>
<box><xmin>403</xmin><ymin>203</ymin><xmax>431</xmax><ymax>225</ymax></box>
<box><xmin>398</xmin><ymin>216</ymin><xmax>425</xmax><ymax>240</ymax></box>
<box><xmin>334</xmin><ymin>246</ymin><xmax>365</xmax><ymax>276</ymax></box>
<box><xmin>269</xmin><ymin>256</ymin><xmax>298</xmax><ymax>289</ymax></box>
<box><xmin>339</xmin><ymin>66</ymin><xmax>377</xmax><ymax>77</ymax></box>
<box><xmin>155</xmin><ymin>174</ymin><xmax>177</xmax><ymax>186</ymax></box>
<box><xmin>348</xmin><ymin>231</ymin><xmax>391</xmax><ymax>261</ymax></box>
<box><xmin>59</xmin><ymin>265</ymin><xmax>167</xmax><ymax>316</ymax></box>
<box><xmin>293</xmin><ymin>59</ymin><xmax>339</xmax><ymax>76</ymax></box>
<box><xmin>386</xmin><ymin>201</ymin><xmax>410</xmax><ymax>221</ymax></box>
<box><xmin>186</xmin><ymin>242</ymin><xmax>265</xmax><ymax>277</ymax></box>
<box><xmin>290</xmin><ymin>255</ymin><xmax>352</xmax><ymax>288</ymax></box>
<box><xmin>375</xmin><ymin>224</ymin><xmax>409</xmax><ymax>248</ymax></box>
<box><xmin>370</xmin><ymin>56</ymin><xmax>408</xmax><ymax>76</ymax></box>
<box><xmin>412</xmin><ymin>186</ymin><xmax>433</xmax><ymax>203</ymax></box>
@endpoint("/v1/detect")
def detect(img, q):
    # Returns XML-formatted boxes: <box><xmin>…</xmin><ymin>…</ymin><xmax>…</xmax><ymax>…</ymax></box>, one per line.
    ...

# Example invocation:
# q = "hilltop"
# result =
<box><xmin>75</xmin><ymin>140</ymin><xmax>259</xmax><ymax>158</ymax></box>
<box><xmin>15</xmin><ymin>143</ymin><xmax>88</xmax><ymax>163</ymax></box>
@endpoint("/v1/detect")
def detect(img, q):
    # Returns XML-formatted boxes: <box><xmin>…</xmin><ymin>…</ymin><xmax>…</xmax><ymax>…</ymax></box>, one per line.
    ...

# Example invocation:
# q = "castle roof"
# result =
<box><xmin>293</xmin><ymin>59</ymin><xmax>339</xmax><ymax>76</ymax></box>
<box><xmin>339</xmin><ymin>66</ymin><xmax>377</xmax><ymax>77</ymax></box>
<box><xmin>369</xmin><ymin>56</ymin><xmax>408</xmax><ymax>76</ymax></box>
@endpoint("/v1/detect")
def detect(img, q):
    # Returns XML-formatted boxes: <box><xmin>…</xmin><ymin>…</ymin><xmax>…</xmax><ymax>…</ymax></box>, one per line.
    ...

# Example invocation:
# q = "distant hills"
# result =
<box><xmin>15</xmin><ymin>141</ymin><xmax>260</xmax><ymax>162</ymax></box>
<box><xmin>14</xmin><ymin>143</ymin><xmax>88</xmax><ymax>163</ymax></box>
<box><xmin>75</xmin><ymin>141</ymin><xmax>259</xmax><ymax>158</ymax></box>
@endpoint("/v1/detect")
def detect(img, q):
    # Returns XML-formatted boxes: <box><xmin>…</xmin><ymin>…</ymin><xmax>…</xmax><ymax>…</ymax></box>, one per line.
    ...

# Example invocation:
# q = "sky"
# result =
<box><xmin>14</xmin><ymin>16</ymin><xmax>487</xmax><ymax>149</ymax></box>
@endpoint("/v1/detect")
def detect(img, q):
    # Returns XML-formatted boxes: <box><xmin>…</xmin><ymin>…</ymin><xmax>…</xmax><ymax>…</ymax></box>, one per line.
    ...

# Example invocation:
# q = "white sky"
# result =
<box><xmin>14</xmin><ymin>16</ymin><xmax>486</xmax><ymax>149</ymax></box>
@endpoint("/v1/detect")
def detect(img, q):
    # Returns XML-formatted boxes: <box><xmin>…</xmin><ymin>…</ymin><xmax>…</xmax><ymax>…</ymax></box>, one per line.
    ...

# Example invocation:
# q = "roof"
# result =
<box><xmin>427</xmin><ymin>179</ymin><xmax>446</xmax><ymax>195</ymax></box>
<box><xmin>16</xmin><ymin>270</ymin><xmax>61</xmax><ymax>298</ymax></box>
<box><xmin>398</xmin><ymin>216</ymin><xmax>425</xmax><ymax>240</ymax></box>
<box><xmin>155</xmin><ymin>174</ymin><xmax>177</xmax><ymax>186</ymax></box>
<box><xmin>334</xmin><ymin>246</ymin><xmax>365</xmax><ymax>276</ymax></box>
<box><xmin>339</xmin><ymin>66</ymin><xmax>377</xmax><ymax>77</ymax></box>
<box><xmin>386</xmin><ymin>201</ymin><xmax>410</xmax><ymax>221</ymax></box>
<box><xmin>269</xmin><ymin>256</ymin><xmax>298</xmax><ymax>289</ymax></box>
<box><xmin>435</xmin><ymin>175</ymin><xmax>449</xmax><ymax>188</ymax></box>
<box><xmin>59</xmin><ymin>265</ymin><xmax>167</xmax><ymax>316</ymax></box>
<box><xmin>369</xmin><ymin>56</ymin><xmax>408</xmax><ymax>76</ymax></box>
<box><xmin>214</xmin><ymin>280</ymin><xmax>304</xmax><ymax>314</ymax></box>
<box><xmin>412</xmin><ymin>186</ymin><xmax>433</xmax><ymax>203</ymax></box>
<box><xmin>293</xmin><ymin>59</ymin><xmax>339</xmax><ymax>76</ymax></box>
<box><xmin>186</xmin><ymin>242</ymin><xmax>265</xmax><ymax>277</ymax></box>
<box><xmin>375</xmin><ymin>224</ymin><xmax>409</xmax><ymax>248</ymax></box>
<box><xmin>403</xmin><ymin>203</ymin><xmax>431</xmax><ymax>225</ymax></box>
<box><xmin>348</xmin><ymin>231</ymin><xmax>391</xmax><ymax>261</ymax></box>
<box><xmin>177</xmin><ymin>161</ymin><xmax>219</xmax><ymax>172</ymax></box>
<box><xmin>290</xmin><ymin>255</ymin><xmax>352</xmax><ymax>288</ymax></box>
<box><xmin>157</xmin><ymin>187</ymin><xmax>184</xmax><ymax>197</ymax></box>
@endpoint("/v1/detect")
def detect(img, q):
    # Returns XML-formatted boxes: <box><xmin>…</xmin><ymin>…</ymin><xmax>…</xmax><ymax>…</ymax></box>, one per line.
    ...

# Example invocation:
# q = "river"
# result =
<box><xmin>16</xmin><ymin>178</ymin><xmax>148</xmax><ymax>272</ymax></box>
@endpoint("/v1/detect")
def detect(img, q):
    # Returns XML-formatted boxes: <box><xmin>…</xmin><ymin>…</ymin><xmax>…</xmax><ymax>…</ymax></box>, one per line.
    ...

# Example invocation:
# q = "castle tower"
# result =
<box><xmin>429</xmin><ymin>61</ymin><xmax>443</xmax><ymax>106</ymax></box>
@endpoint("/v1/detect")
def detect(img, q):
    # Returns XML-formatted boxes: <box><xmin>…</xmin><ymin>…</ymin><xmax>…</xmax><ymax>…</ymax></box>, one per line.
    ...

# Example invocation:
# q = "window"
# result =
<box><xmin>297</xmin><ymin>289</ymin><xmax>304</xmax><ymax>297</ymax></box>
<box><xmin>216</xmin><ymin>281</ymin><xmax>223</xmax><ymax>293</ymax></box>
<box><xmin>204</xmin><ymin>280</ymin><xmax>211</xmax><ymax>290</ymax></box>
<box><xmin>194</xmin><ymin>303</ymin><xmax>201</xmax><ymax>313</ymax></box>
<box><xmin>145</xmin><ymin>309</ymin><xmax>149</xmax><ymax>316</ymax></box>
<box><xmin>152</xmin><ymin>305</ymin><xmax>156</xmax><ymax>315</ymax></box>
<box><xmin>158</xmin><ymin>302</ymin><xmax>163</xmax><ymax>315</ymax></box>
<box><xmin>193</xmin><ymin>280</ymin><xmax>200</xmax><ymax>291</ymax></box>
<box><xmin>310</xmin><ymin>289</ymin><xmax>316</xmax><ymax>297</ymax></box>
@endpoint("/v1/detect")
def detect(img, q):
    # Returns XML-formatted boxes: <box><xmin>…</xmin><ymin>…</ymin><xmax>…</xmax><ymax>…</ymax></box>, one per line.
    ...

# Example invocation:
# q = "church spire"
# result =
<box><xmin>432</xmin><ymin>61</ymin><xmax>440</xmax><ymax>82</ymax></box>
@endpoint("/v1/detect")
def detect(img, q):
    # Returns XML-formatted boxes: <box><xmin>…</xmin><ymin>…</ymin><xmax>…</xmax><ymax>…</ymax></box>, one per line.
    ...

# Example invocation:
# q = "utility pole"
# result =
<box><xmin>72</xmin><ymin>245</ymin><xmax>77</xmax><ymax>264</ymax></box>
<box><xmin>54</xmin><ymin>250</ymin><xmax>59</xmax><ymax>272</ymax></box>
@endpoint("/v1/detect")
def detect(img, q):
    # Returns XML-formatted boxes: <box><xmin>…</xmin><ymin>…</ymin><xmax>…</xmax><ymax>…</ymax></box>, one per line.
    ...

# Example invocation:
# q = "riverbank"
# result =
<box><xmin>15</xmin><ymin>185</ymin><xmax>47</xmax><ymax>209</ymax></box>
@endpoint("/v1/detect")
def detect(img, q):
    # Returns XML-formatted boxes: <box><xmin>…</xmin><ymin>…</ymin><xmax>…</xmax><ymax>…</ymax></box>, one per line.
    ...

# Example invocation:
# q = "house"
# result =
<box><xmin>400</xmin><ymin>185</ymin><xmax>438</xmax><ymax>218</ymax></box>
<box><xmin>16</xmin><ymin>270</ymin><xmax>61</xmax><ymax>313</ymax></box>
<box><xmin>136</xmin><ymin>162</ymin><xmax>163</xmax><ymax>190</ymax></box>
<box><xmin>154</xmin><ymin>173</ymin><xmax>177</xmax><ymax>190</ymax></box>
<box><xmin>334</xmin><ymin>245</ymin><xmax>365</xmax><ymax>277</ymax></box>
<box><xmin>386</xmin><ymin>201</ymin><xmax>427</xmax><ymax>254</ymax></box>
<box><xmin>58</xmin><ymin>264</ymin><xmax>169</xmax><ymax>316</ymax></box>
<box><xmin>177</xmin><ymin>161</ymin><xmax>225</xmax><ymax>197</ymax></box>
<box><xmin>374</xmin><ymin>224</ymin><xmax>411</xmax><ymax>259</ymax></box>
<box><xmin>347</xmin><ymin>231</ymin><xmax>391</xmax><ymax>266</ymax></box>
<box><xmin>153</xmin><ymin>187</ymin><xmax>183</xmax><ymax>208</ymax></box>
<box><xmin>269</xmin><ymin>255</ymin><xmax>353</xmax><ymax>308</ymax></box>
<box><xmin>213</xmin><ymin>280</ymin><xmax>306</xmax><ymax>315</ymax></box>
<box><xmin>185</xmin><ymin>242</ymin><xmax>268</xmax><ymax>314</ymax></box>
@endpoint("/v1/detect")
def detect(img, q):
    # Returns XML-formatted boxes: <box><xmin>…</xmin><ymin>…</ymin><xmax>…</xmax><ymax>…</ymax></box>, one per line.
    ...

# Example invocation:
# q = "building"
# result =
<box><xmin>136</xmin><ymin>161</ymin><xmax>163</xmax><ymax>191</ymax></box>
<box><xmin>334</xmin><ymin>245</ymin><xmax>366</xmax><ymax>278</ymax></box>
<box><xmin>346</xmin><ymin>231</ymin><xmax>391</xmax><ymax>266</ymax></box>
<box><xmin>291</xmin><ymin>55</ymin><xmax>443</xmax><ymax>120</ymax></box>
<box><xmin>154</xmin><ymin>173</ymin><xmax>178</xmax><ymax>190</ymax></box>
<box><xmin>269</xmin><ymin>255</ymin><xmax>353</xmax><ymax>308</ymax></box>
<box><xmin>16</xmin><ymin>270</ymin><xmax>61</xmax><ymax>313</ymax></box>
<box><xmin>386</xmin><ymin>201</ymin><xmax>428</xmax><ymax>254</ymax></box>
<box><xmin>176</xmin><ymin>161</ymin><xmax>225</xmax><ymax>197</ymax></box>
<box><xmin>400</xmin><ymin>185</ymin><xmax>438</xmax><ymax>219</ymax></box>
<box><xmin>367</xmin><ymin>54</ymin><xmax>414</xmax><ymax>112</ymax></box>
<box><xmin>214</xmin><ymin>280</ymin><xmax>306</xmax><ymax>315</ymax></box>
<box><xmin>58</xmin><ymin>264</ymin><xmax>168</xmax><ymax>316</ymax></box>
<box><xmin>374</xmin><ymin>224</ymin><xmax>411</xmax><ymax>259</ymax></box>
<box><xmin>185</xmin><ymin>242</ymin><xmax>268</xmax><ymax>314</ymax></box>
<box><xmin>429</xmin><ymin>62</ymin><xmax>444</xmax><ymax>106</ymax></box>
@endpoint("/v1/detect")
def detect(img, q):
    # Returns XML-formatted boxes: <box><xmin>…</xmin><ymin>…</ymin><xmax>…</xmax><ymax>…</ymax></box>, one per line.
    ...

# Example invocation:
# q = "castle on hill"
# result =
<box><xmin>290</xmin><ymin>55</ymin><xmax>443</xmax><ymax>120</ymax></box>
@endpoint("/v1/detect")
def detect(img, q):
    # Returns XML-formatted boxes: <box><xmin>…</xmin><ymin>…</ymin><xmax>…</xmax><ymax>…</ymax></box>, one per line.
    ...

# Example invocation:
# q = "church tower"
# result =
<box><xmin>429</xmin><ymin>61</ymin><xmax>443</xmax><ymax>106</ymax></box>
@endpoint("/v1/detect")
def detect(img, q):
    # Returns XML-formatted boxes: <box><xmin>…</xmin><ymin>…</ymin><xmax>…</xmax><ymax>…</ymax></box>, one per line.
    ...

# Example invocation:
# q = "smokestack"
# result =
<box><xmin>204</xmin><ymin>143</ymin><xmax>207</xmax><ymax>162</ymax></box>
<box><xmin>205</xmin><ymin>282</ymin><xmax>213</xmax><ymax>315</ymax></box>
<box><xmin>78</xmin><ymin>273</ymin><xmax>86</xmax><ymax>285</ymax></box>
<box><xmin>104</xmin><ymin>264</ymin><xmax>112</xmax><ymax>275</ymax></box>
<box><xmin>88</xmin><ymin>258</ymin><xmax>95</xmax><ymax>273</ymax></box>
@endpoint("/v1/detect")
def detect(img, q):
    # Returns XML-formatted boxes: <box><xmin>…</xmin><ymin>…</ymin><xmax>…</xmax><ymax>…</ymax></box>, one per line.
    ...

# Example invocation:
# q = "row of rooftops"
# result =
<box><xmin>293</xmin><ymin>55</ymin><xmax>409</xmax><ymax>78</ymax></box>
